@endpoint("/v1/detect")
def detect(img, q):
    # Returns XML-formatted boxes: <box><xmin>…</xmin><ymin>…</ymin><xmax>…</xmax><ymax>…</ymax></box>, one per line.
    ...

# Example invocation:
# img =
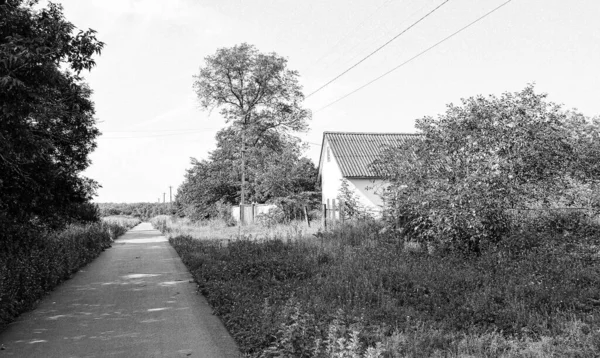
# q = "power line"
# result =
<box><xmin>306</xmin><ymin>0</ymin><xmax>451</xmax><ymax>99</ymax></box>
<box><xmin>306</xmin><ymin>0</ymin><xmax>394</xmax><ymax>71</ymax></box>
<box><xmin>316</xmin><ymin>0</ymin><xmax>514</xmax><ymax>113</ymax></box>
<box><xmin>103</xmin><ymin>128</ymin><xmax>216</xmax><ymax>133</ymax></box>
<box><xmin>99</xmin><ymin>130</ymin><xmax>211</xmax><ymax>139</ymax></box>
<box><xmin>335</xmin><ymin>0</ymin><xmax>434</xmax><ymax>72</ymax></box>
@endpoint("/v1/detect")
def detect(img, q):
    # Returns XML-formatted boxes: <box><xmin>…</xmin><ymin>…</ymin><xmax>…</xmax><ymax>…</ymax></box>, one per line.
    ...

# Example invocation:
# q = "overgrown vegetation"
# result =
<box><xmin>151</xmin><ymin>215</ymin><xmax>318</xmax><ymax>241</ymax></box>
<box><xmin>98</xmin><ymin>202</ymin><xmax>173</xmax><ymax>219</ymax></box>
<box><xmin>0</xmin><ymin>1</ymin><xmax>112</xmax><ymax>331</ymax></box>
<box><xmin>167</xmin><ymin>217</ymin><xmax>600</xmax><ymax>357</ymax></box>
<box><xmin>375</xmin><ymin>85</ymin><xmax>600</xmax><ymax>253</ymax></box>
<box><xmin>0</xmin><ymin>219</ymin><xmax>136</xmax><ymax>332</ymax></box>
<box><xmin>163</xmin><ymin>85</ymin><xmax>600</xmax><ymax>356</ymax></box>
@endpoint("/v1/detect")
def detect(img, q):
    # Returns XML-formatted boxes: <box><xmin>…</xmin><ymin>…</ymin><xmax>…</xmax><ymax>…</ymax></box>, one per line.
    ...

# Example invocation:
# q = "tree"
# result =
<box><xmin>0</xmin><ymin>1</ymin><xmax>104</xmax><ymax>230</ymax></box>
<box><xmin>193</xmin><ymin>43</ymin><xmax>311</xmax><ymax>205</ymax></box>
<box><xmin>175</xmin><ymin>128</ymin><xmax>319</xmax><ymax>221</ymax></box>
<box><xmin>376</xmin><ymin>85</ymin><xmax>599</xmax><ymax>252</ymax></box>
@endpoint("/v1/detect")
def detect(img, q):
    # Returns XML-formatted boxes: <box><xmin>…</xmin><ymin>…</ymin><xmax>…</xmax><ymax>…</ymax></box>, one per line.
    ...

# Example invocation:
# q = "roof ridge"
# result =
<box><xmin>324</xmin><ymin>131</ymin><xmax>421</xmax><ymax>135</ymax></box>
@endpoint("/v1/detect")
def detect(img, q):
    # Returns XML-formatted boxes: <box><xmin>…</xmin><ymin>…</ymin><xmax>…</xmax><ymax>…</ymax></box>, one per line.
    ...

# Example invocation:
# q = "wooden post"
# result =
<box><xmin>327</xmin><ymin>199</ymin><xmax>331</xmax><ymax>221</ymax></box>
<box><xmin>322</xmin><ymin>203</ymin><xmax>327</xmax><ymax>229</ymax></box>
<box><xmin>303</xmin><ymin>206</ymin><xmax>310</xmax><ymax>227</ymax></box>
<box><xmin>340</xmin><ymin>199</ymin><xmax>345</xmax><ymax>225</ymax></box>
<box><xmin>240</xmin><ymin>204</ymin><xmax>244</xmax><ymax>226</ymax></box>
<box><xmin>332</xmin><ymin>199</ymin><xmax>337</xmax><ymax>226</ymax></box>
<box><xmin>251</xmin><ymin>203</ymin><xmax>256</xmax><ymax>224</ymax></box>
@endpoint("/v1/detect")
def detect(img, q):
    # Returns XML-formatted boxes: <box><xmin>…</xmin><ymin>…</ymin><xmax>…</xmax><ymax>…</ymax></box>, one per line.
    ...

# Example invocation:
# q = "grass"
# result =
<box><xmin>102</xmin><ymin>215</ymin><xmax>141</xmax><ymax>231</ymax></box>
<box><xmin>0</xmin><ymin>218</ymin><xmax>136</xmax><ymax>332</ymax></box>
<box><xmin>156</xmin><ymin>216</ymin><xmax>600</xmax><ymax>357</ymax></box>
<box><xmin>150</xmin><ymin>215</ymin><xmax>319</xmax><ymax>241</ymax></box>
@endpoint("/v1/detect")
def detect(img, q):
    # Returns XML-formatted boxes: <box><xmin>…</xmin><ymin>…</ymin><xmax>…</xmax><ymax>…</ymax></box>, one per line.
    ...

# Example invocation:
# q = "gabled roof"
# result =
<box><xmin>318</xmin><ymin>132</ymin><xmax>422</xmax><ymax>179</ymax></box>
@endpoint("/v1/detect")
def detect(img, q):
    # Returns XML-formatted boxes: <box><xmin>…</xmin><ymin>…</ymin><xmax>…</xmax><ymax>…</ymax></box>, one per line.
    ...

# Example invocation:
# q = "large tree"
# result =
<box><xmin>193</xmin><ymin>43</ymin><xmax>311</xmax><ymax>205</ymax></box>
<box><xmin>0</xmin><ymin>0</ymin><xmax>104</xmax><ymax>230</ymax></box>
<box><xmin>376</xmin><ymin>85</ymin><xmax>600</xmax><ymax>251</ymax></box>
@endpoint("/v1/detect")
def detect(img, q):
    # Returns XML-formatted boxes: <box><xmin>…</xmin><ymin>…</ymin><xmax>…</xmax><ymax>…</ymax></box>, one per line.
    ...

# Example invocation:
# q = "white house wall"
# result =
<box><xmin>348</xmin><ymin>178</ymin><xmax>386</xmax><ymax>214</ymax></box>
<box><xmin>321</xmin><ymin>139</ymin><xmax>344</xmax><ymax>208</ymax></box>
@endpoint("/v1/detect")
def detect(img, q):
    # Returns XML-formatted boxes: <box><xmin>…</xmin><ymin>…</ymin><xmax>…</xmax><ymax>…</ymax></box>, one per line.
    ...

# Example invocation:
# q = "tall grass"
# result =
<box><xmin>150</xmin><ymin>215</ymin><xmax>319</xmax><ymax>241</ymax></box>
<box><xmin>102</xmin><ymin>215</ymin><xmax>141</xmax><ymax>232</ymax></box>
<box><xmin>166</xmin><ymin>218</ymin><xmax>600</xmax><ymax>357</ymax></box>
<box><xmin>0</xmin><ymin>219</ymin><xmax>135</xmax><ymax>332</ymax></box>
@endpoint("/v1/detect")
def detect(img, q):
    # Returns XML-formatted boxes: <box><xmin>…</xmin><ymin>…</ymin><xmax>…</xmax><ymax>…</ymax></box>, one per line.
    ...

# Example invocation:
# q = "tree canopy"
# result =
<box><xmin>175</xmin><ymin>128</ymin><xmax>319</xmax><ymax>221</ymax></box>
<box><xmin>193</xmin><ymin>43</ymin><xmax>311</xmax><ymax>205</ymax></box>
<box><xmin>0</xmin><ymin>0</ymin><xmax>104</xmax><ymax>230</ymax></box>
<box><xmin>193</xmin><ymin>43</ymin><xmax>310</xmax><ymax>133</ymax></box>
<box><xmin>376</xmin><ymin>85</ymin><xmax>600</xmax><ymax>251</ymax></box>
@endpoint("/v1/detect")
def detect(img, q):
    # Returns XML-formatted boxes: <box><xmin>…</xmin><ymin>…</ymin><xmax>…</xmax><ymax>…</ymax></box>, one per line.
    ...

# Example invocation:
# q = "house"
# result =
<box><xmin>317</xmin><ymin>132</ymin><xmax>420</xmax><ymax>215</ymax></box>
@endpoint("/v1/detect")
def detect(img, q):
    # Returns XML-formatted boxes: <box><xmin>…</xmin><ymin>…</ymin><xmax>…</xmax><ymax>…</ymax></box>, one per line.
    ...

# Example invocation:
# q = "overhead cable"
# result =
<box><xmin>306</xmin><ymin>0</ymin><xmax>451</xmax><ymax>99</ymax></box>
<box><xmin>316</xmin><ymin>0</ymin><xmax>514</xmax><ymax>112</ymax></box>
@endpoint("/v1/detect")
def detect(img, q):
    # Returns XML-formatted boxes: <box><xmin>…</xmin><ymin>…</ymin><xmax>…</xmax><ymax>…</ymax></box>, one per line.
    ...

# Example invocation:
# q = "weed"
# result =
<box><xmin>167</xmin><ymin>218</ymin><xmax>600</xmax><ymax>356</ymax></box>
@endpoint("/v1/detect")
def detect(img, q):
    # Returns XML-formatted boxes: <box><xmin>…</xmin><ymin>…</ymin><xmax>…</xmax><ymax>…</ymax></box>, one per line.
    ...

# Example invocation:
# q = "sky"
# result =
<box><xmin>51</xmin><ymin>0</ymin><xmax>600</xmax><ymax>203</ymax></box>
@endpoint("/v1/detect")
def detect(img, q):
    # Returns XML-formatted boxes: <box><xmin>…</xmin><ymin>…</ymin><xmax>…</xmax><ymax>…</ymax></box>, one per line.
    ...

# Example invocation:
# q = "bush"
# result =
<box><xmin>0</xmin><ymin>220</ymin><xmax>131</xmax><ymax>332</ymax></box>
<box><xmin>255</xmin><ymin>207</ymin><xmax>286</xmax><ymax>227</ymax></box>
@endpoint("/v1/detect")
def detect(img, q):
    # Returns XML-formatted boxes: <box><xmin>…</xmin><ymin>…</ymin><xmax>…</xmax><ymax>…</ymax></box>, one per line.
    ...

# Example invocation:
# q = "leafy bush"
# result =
<box><xmin>376</xmin><ymin>85</ymin><xmax>600</xmax><ymax>252</ymax></box>
<box><xmin>0</xmin><ymin>220</ymin><xmax>131</xmax><ymax>332</ymax></box>
<box><xmin>255</xmin><ymin>207</ymin><xmax>286</xmax><ymax>227</ymax></box>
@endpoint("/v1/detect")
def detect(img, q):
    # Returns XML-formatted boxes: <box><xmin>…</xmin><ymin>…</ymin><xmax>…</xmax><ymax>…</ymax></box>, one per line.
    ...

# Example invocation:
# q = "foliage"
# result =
<box><xmin>255</xmin><ymin>206</ymin><xmax>286</xmax><ymax>227</ymax></box>
<box><xmin>0</xmin><ymin>0</ymin><xmax>104</xmax><ymax>230</ymax></box>
<box><xmin>169</xmin><ymin>216</ymin><xmax>600</xmax><ymax>357</ymax></box>
<box><xmin>193</xmin><ymin>42</ymin><xmax>310</xmax><ymax>135</ymax></box>
<box><xmin>97</xmin><ymin>202</ymin><xmax>173</xmax><ymax>219</ymax></box>
<box><xmin>336</xmin><ymin>179</ymin><xmax>371</xmax><ymax>221</ymax></box>
<box><xmin>151</xmin><ymin>215</ymin><xmax>319</xmax><ymax>242</ymax></box>
<box><xmin>101</xmin><ymin>215</ymin><xmax>141</xmax><ymax>230</ymax></box>
<box><xmin>0</xmin><ymin>220</ymin><xmax>131</xmax><ymax>332</ymax></box>
<box><xmin>175</xmin><ymin>127</ymin><xmax>319</xmax><ymax>221</ymax></box>
<box><xmin>375</xmin><ymin>85</ymin><xmax>600</xmax><ymax>251</ymax></box>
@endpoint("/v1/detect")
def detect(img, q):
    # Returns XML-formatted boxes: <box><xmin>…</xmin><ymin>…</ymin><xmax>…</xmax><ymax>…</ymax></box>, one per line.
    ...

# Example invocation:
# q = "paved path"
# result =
<box><xmin>0</xmin><ymin>223</ymin><xmax>241</xmax><ymax>358</ymax></box>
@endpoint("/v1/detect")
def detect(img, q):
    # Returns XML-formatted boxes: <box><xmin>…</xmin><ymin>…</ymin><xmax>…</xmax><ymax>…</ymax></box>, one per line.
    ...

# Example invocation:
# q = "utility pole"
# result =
<box><xmin>169</xmin><ymin>186</ymin><xmax>172</xmax><ymax>203</ymax></box>
<box><xmin>163</xmin><ymin>192</ymin><xmax>165</xmax><ymax>203</ymax></box>
<box><xmin>240</xmin><ymin>124</ymin><xmax>245</xmax><ymax>206</ymax></box>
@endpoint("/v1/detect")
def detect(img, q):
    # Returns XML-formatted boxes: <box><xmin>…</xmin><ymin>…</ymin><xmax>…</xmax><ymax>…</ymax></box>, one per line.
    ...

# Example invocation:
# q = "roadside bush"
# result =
<box><xmin>376</xmin><ymin>86</ymin><xmax>600</xmax><ymax>252</ymax></box>
<box><xmin>102</xmin><ymin>215</ymin><xmax>141</xmax><ymax>233</ymax></box>
<box><xmin>0</xmin><ymin>220</ymin><xmax>130</xmax><ymax>332</ymax></box>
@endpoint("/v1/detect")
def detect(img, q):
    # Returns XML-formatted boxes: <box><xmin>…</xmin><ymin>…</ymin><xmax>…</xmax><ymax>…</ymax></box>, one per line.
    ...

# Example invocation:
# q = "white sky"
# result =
<box><xmin>53</xmin><ymin>0</ymin><xmax>600</xmax><ymax>203</ymax></box>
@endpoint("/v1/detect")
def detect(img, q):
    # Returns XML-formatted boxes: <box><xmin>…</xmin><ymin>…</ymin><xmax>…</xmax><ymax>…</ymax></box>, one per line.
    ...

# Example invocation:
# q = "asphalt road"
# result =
<box><xmin>0</xmin><ymin>223</ymin><xmax>241</xmax><ymax>358</ymax></box>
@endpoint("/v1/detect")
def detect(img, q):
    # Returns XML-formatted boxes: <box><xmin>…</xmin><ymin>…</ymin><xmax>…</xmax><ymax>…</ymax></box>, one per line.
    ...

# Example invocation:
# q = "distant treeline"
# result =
<box><xmin>97</xmin><ymin>202</ymin><xmax>173</xmax><ymax>219</ymax></box>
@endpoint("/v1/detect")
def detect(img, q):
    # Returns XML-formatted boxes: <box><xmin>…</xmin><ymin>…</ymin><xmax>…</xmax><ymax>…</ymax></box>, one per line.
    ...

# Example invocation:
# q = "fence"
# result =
<box><xmin>231</xmin><ymin>203</ymin><xmax>277</xmax><ymax>225</ymax></box>
<box><xmin>321</xmin><ymin>199</ymin><xmax>380</xmax><ymax>229</ymax></box>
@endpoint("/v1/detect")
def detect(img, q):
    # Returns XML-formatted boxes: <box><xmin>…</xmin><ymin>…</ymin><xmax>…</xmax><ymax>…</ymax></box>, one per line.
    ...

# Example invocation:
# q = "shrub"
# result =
<box><xmin>256</xmin><ymin>207</ymin><xmax>286</xmax><ymax>228</ymax></box>
<box><xmin>0</xmin><ymin>220</ymin><xmax>131</xmax><ymax>332</ymax></box>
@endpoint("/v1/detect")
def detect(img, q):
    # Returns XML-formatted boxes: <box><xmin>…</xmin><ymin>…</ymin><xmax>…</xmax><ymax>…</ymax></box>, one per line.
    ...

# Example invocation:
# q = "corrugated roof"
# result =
<box><xmin>323</xmin><ymin>132</ymin><xmax>421</xmax><ymax>178</ymax></box>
